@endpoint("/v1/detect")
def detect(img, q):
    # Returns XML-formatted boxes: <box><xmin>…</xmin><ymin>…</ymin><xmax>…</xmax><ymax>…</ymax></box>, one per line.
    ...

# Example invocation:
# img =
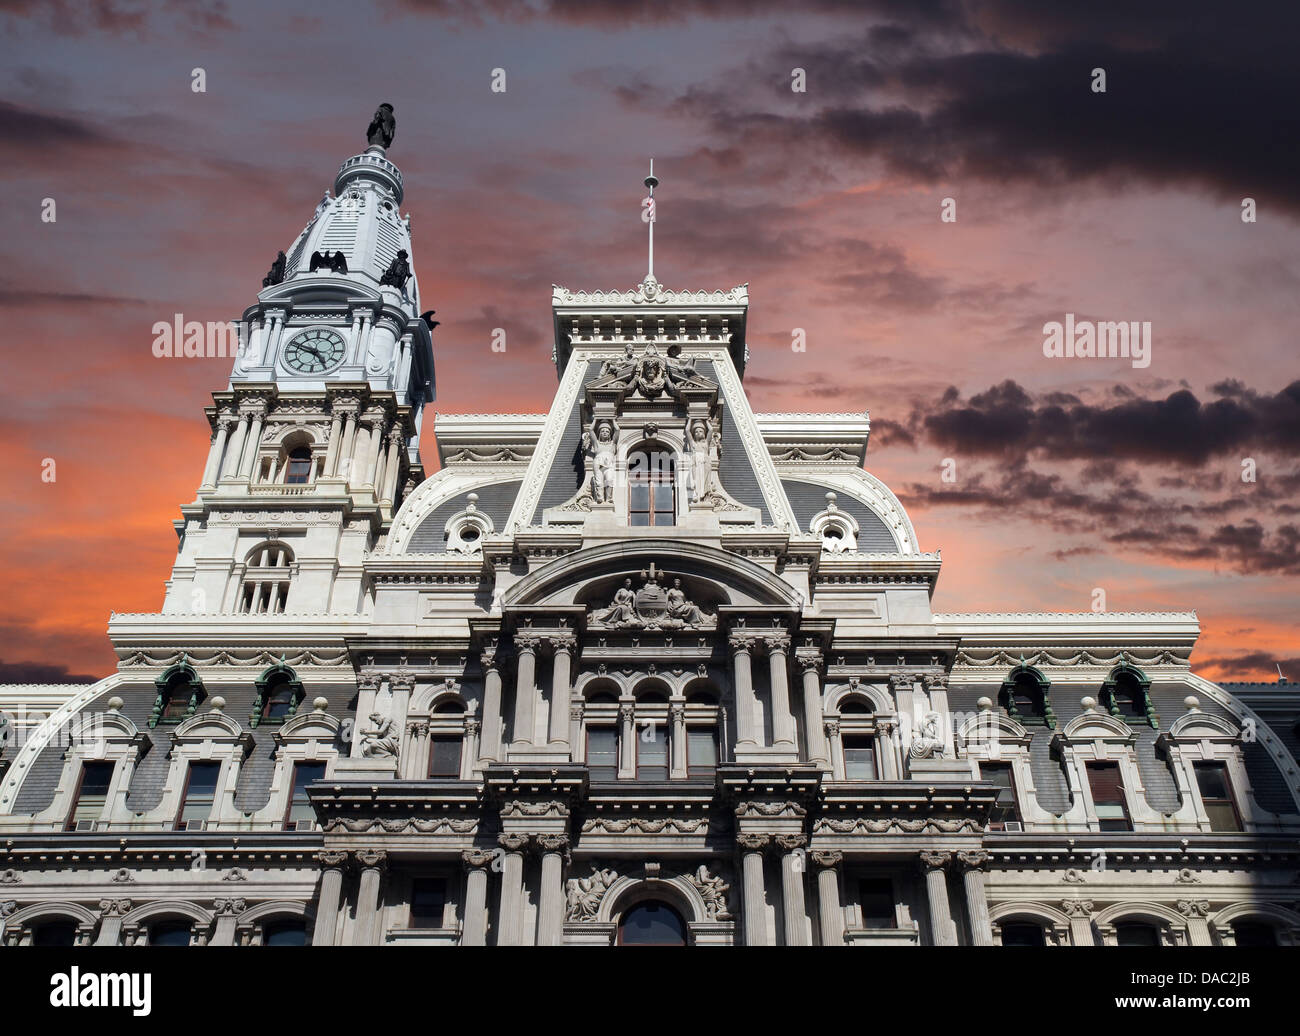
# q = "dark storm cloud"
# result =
<box><xmin>918</xmin><ymin>379</ymin><xmax>1300</xmax><ymax>465</ymax></box>
<box><xmin>528</xmin><ymin>0</ymin><xmax>1300</xmax><ymax>215</ymax></box>
<box><xmin>0</xmin><ymin>660</ymin><xmax>97</xmax><ymax>683</ymax></box>
<box><xmin>0</xmin><ymin>100</ymin><xmax>117</xmax><ymax>150</ymax></box>
<box><xmin>0</xmin><ymin>0</ymin><xmax>234</xmax><ymax>35</ymax></box>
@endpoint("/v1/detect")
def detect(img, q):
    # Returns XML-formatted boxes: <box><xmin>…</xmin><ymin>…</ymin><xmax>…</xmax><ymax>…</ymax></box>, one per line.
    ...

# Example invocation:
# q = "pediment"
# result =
<box><xmin>275</xmin><ymin>706</ymin><xmax>342</xmax><ymax>744</ymax></box>
<box><xmin>1060</xmin><ymin>708</ymin><xmax>1136</xmax><ymax>742</ymax></box>
<box><xmin>1167</xmin><ymin>709</ymin><xmax>1240</xmax><ymax>740</ymax></box>
<box><xmin>173</xmin><ymin>708</ymin><xmax>248</xmax><ymax>744</ymax></box>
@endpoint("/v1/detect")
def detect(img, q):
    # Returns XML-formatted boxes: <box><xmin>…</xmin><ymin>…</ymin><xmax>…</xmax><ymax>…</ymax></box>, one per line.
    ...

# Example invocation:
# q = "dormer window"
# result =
<box><xmin>809</xmin><ymin>492</ymin><xmax>859</xmax><ymax>553</ymax></box>
<box><xmin>999</xmin><ymin>663</ymin><xmax>1055</xmax><ymax>728</ymax></box>
<box><xmin>251</xmin><ymin>663</ymin><xmax>306</xmax><ymax>728</ymax></box>
<box><xmin>150</xmin><ymin>662</ymin><xmax>204</xmax><ymax>728</ymax></box>
<box><xmin>1100</xmin><ymin>661</ymin><xmax>1157</xmax><ymax>728</ymax></box>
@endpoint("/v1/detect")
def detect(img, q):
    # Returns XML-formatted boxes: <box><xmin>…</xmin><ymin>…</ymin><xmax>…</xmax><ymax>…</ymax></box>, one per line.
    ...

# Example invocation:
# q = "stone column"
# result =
<box><xmin>825</xmin><ymin>719</ymin><xmax>843</xmax><ymax>777</ymax></box>
<box><xmin>510</xmin><ymin>636</ymin><xmax>541</xmax><ymax>747</ymax></box>
<box><xmin>404</xmin><ymin>720</ymin><xmax>430</xmax><ymax>780</ymax></box>
<box><xmin>220</xmin><ymin>411</ymin><xmax>249</xmax><ymax>479</ymax></box>
<box><xmin>738</xmin><ymin>833</ymin><xmax>771</xmax><ymax>946</ymax></box>
<box><xmin>548</xmin><ymin>635</ymin><xmax>575</xmax><ymax>746</ymax></box>
<box><xmin>479</xmin><ymin>647</ymin><xmax>503</xmax><ymax>762</ymax></box>
<box><xmin>238</xmin><ymin>405</ymin><xmax>265</xmax><ymax>479</ymax></box>
<box><xmin>730</xmin><ymin>633</ymin><xmax>760</xmax><ymax>748</ymax></box>
<box><xmin>1178</xmin><ymin>899</ymin><xmax>1214</xmax><ymax>946</ymax></box>
<box><xmin>354</xmin><ymin>849</ymin><xmax>388</xmax><ymax>946</ymax></box>
<box><xmin>496</xmin><ymin>833</ymin><xmax>530</xmax><ymax>946</ymax></box>
<box><xmin>200</xmin><ymin>417</ymin><xmax>232</xmax><ymax>489</ymax></box>
<box><xmin>919</xmin><ymin>851</ymin><xmax>958</xmax><ymax>946</ymax></box>
<box><xmin>311</xmin><ymin>850</ymin><xmax>348</xmax><ymax>946</ymax></box>
<box><xmin>209</xmin><ymin>897</ymin><xmax>245</xmax><ymax>946</ymax></box>
<box><xmin>812</xmin><ymin>851</ymin><xmax>845</xmax><ymax>946</ymax></box>
<box><xmin>94</xmin><ymin>898</ymin><xmax>132</xmax><ymax>946</ymax></box>
<box><xmin>351</xmin><ymin>420</ymin><xmax>372</xmax><ymax>487</ymax></box>
<box><xmin>797</xmin><ymin>652</ymin><xmax>828</xmax><ymax>767</ymax></box>
<box><xmin>1062</xmin><ymin>899</ymin><xmax>1096</xmax><ymax>946</ymax></box>
<box><xmin>766</xmin><ymin>635</ymin><xmax>796</xmax><ymax>747</ymax></box>
<box><xmin>957</xmin><ymin>850</ymin><xmax>994</xmax><ymax>946</ymax></box>
<box><xmin>536</xmin><ymin>835</ymin><xmax>569</xmax><ymax>947</ymax></box>
<box><xmin>338</xmin><ymin>409</ymin><xmax>358</xmax><ymax>482</ymax></box>
<box><xmin>670</xmin><ymin>703</ymin><xmax>687</xmax><ymax>778</ymax></box>
<box><xmin>380</xmin><ymin>427</ymin><xmax>403</xmax><ymax>505</ymax></box>
<box><xmin>323</xmin><ymin>408</ymin><xmax>344</xmax><ymax>477</ymax></box>
<box><xmin>463</xmin><ymin>718</ymin><xmax>480</xmax><ymax>779</ymax></box>
<box><xmin>777</xmin><ymin>834</ymin><xmax>809</xmax><ymax>945</ymax></box>
<box><xmin>460</xmin><ymin>849</ymin><xmax>495</xmax><ymax>947</ymax></box>
<box><xmin>876</xmin><ymin>718</ymin><xmax>900</xmax><ymax>779</ymax></box>
<box><xmin>363</xmin><ymin>413</ymin><xmax>385</xmax><ymax>487</ymax></box>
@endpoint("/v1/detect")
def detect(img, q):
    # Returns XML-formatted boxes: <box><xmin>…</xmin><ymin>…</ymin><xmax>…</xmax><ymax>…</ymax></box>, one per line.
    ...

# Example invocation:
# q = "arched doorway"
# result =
<box><xmin>617</xmin><ymin>901</ymin><xmax>687</xmax><ymax>946</ymax></box>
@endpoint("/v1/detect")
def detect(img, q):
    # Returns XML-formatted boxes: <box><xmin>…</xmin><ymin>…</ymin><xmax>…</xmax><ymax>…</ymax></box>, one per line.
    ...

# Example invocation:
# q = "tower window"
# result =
<box><xmin>428</xmin><ymin>736</ymin><xmax>463</xmax><ymax>778</ymax></box>
<box><xmin>636</xmin><ymin>724</ymin><xmax>668</xmax><ymax>780</ymax></box>
<box><xmin>857</xmin><ymin>879</ymin><xmax>896</xmax><ymax>929</ymax></box>
<box><xmin>843</xmin><ymin>735</ymin><xmax>877</xmax><ymax>779</ymax></box>
<box><xmin>982</xmin><ymin>762</ymin><xmax>1020</xmax><ymax>830</ymax></box>
<box><xmin>687</xmin><ymin>727</ymin><xmax>718</xmax><ymax>778</ymax></box>
<box><xmin>1115</xmin><ymin>922</ymin><xmax>1161</xmax><ymax>947</ymax></box>
<box><xmin>241</xmin><ymin>542</ymin><xmax>294</xmax><ymax>614</ymax></box>
<box><xmin>285</xmin><ymin>446</ymin><xmax>313</xmax><ymax>485</ymax></box>
<box><xmin>1001</xmin><ymin>922</ymin><xmax>1046</xmax><ymax>946</ymax></box>
<box><xmin>410</xmin><ymin>878</ymin><xmax>448</xmax><ymax>929</ymax></box>
<box><xmin>628</xmin><ymin>448</ymin><xmax>675</xmax><ymax>527</ymax></box>
<box><xmin>587</xmin><ymin>727</ymin><xmax>618</xmax><ymax>780</ymax></box>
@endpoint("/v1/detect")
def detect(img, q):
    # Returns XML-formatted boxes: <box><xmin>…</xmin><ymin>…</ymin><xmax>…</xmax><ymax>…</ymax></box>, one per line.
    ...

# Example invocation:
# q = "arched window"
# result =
<box><xmin>1100</xmin><ymin>662</ymin><xmax>1157</xmax><ymax>728</ymax></box>
<box><xmin>618</xmin><ymin>901</ymin><xmax>687</xmax><ymax>945</ymax></box>
<box><xmin>685</xmin><ymin>686</ymin><xmax>721</xmax><ymax>778</ymax></box>
<box><xmin>241</xmin><ymin>542</ymin><xmax>294</xmax><ymax>614</ymax></box>
<box><xmin>1115</xmin><ymin>922</ymin><xmax>1161</xmax><ymax>947</ymax></box>
<box><xmin>151</xmin><ymin>663</ymin><xmax>204</xmax><ymax>728</ymax></box>
<box><xmin>251</xmin><ymin>663</ymin><xmax>305</xmax><ymax>727</ymax></box>
<box><xmin>150</xmin><ymin>920</ymin><xmax>192</xmax><ymax>947</ymax></box>
<box><xmin>32</xmin><ymin>920</ymin><xmax>78</xmax><ymax>947</ymax></box>
<box><xmin>284</xmin><ymin>446</ymin><xmax>313</xmax><ymax>485</ymax></box>
<box><xmin>263</xmin><ymin>919</ymin><xmax>309</xmax><ymax>946</ymax></box>
<box><xmin>1000</xmin><ymin>921</ymin><xmax>1047</xmax><ymax>946</ymax></box>
<box><xmin>1232</xmin><ymin>921</ymin><xmax>1278</xmax><ymax>947</ymax></box>
<box><xmin>999</xmin><ymin>664</ymin><xmax>1055</xmax><ymax>728</ymax></box>
<box><xmin>835</xmin><ymin>694</ymin><xmax>882</xmax><ymax>780</ymax></box>
<box><xmin>628</xmin><ymin>447</ymin><xmax>676</xmax><ymax>527</ymax></box>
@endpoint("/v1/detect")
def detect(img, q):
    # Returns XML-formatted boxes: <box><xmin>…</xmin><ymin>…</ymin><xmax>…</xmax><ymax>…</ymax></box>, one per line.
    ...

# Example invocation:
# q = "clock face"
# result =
<box><xmin>282</xmin><ymin>327</ymin><xmax>346</xmax><ymax>374</ymax></box>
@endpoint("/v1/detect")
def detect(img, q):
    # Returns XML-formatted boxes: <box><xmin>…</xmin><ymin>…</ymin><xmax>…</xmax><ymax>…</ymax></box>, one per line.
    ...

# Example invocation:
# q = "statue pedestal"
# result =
<box><xmin>906</xmin><ymin>757</ymin><xmax>977</xmax><ymax>779</ymax></box>
<box><xmin>333</xmin><ymin>756</ymin><xmax>399</xmax><ymax>781</ymax></box>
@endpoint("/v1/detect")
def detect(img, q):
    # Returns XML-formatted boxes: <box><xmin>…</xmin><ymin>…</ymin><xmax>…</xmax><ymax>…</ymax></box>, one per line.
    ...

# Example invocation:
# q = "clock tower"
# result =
<box><xmin>161</xmin><ymin>105</ymin><xmax>436</xmax><ymax>617</ymax></box>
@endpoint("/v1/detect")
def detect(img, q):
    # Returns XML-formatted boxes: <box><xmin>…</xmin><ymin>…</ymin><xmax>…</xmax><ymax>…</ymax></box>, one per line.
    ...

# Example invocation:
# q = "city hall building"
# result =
<box><xmin>1</xmin><ymin>112</ymin><xmax>1298</xmax><ymax>948</ymax></box>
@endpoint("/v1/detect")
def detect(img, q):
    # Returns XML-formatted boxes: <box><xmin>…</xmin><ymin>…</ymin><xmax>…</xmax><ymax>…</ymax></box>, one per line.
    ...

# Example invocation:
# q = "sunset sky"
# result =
<box><xmin>1</xmin><ymin>0</ymin><xmax>1297</xmax><ymax>683</ymax></box>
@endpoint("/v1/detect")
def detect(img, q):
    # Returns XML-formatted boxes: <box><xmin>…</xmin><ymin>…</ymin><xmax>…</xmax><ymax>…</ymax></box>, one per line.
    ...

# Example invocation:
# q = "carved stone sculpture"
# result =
<box><xmin>589</xmin><ymin>569</ymin><xmax>715</xmax><ymax>630</ymax></box>
<box><xmin>585</xmin><ymin>420</ymin><xmax>617</xmax><ymax>504</ymax></box>
<box><xmin>360</xmin><ymin>711</ymin><xmax>400</xmax><ymax>759</ymax></box>
<box><xmin>564</xmin><ymin>864</ymin><xmax>618</xmax><ymax>921</ymax></box>
<box><xmin>689</xmin><ymin>864</ymin><xmax>733</xmax><ymax>920</ymax></box>
<box><xmin>909</xmin><ymin>710</ymin><xmax>945</xmax><ymax>759</ymax></box>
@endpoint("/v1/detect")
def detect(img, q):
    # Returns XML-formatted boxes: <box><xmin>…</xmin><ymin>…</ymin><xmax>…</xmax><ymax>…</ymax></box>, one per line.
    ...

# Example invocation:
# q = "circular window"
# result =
<box><xmin>459</xmin><ymin>526</ymin><xmax>479</xmax><ymax>542</ymax></box>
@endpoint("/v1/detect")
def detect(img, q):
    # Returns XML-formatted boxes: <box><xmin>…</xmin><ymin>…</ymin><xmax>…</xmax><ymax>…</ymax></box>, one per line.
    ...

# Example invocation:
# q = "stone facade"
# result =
<box><xmin>1</xmin><ymin>128</ymin><xmax>1298</xmax><ymax>948</ymax></box>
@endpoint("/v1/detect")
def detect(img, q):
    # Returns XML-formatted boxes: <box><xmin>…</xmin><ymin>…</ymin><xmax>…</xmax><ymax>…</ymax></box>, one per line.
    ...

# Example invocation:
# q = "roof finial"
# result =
<box><xmin>642</xmin><ymin>159</ymin><xmax>659</xmax><ymax>286</ymax></box>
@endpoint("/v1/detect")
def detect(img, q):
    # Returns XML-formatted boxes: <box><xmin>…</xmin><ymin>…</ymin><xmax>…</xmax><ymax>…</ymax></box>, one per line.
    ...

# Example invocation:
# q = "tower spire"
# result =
<box><xmin>642</xmin><ymin>159</ymin><xmax>659</xmax><ymax>285</ymax></box>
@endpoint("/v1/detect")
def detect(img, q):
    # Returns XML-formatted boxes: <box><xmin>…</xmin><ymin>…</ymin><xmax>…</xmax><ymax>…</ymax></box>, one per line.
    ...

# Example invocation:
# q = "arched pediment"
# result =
<box><xmin>957</xmin><ymin>709</ymin><xmax>1031</xmax><ymax>747</ymax></box>
<box><xmin>173</xmin><ymin>707</ymin><xmax>247</xmax><ymax>744</ymax></box>
<box><xmin>1168</xmin><ymin>708</ymin><xmax>1239</xmax><ymax>740</ymax></box>
<box><xmin>1060</xmin><ymin>707</ymin><xmax>1136</xmax><ymax>743</ymax></box>
<box><xmin>501</xmin><ymin>540</ymin><xmax>802</xmax><ymax>613</ymax></box>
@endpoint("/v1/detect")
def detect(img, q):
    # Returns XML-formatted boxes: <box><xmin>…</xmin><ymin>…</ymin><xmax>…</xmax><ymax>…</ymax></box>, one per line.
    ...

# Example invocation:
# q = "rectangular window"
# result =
<box><xmin>687</xmin><ymin>728</ymin><xmax>718</xmax><ymax>778</ymax></box>
<box><xmin>1086</xmin><ymin>762</ymin><xmax>1131</xmax><ymax>831</ymax></box>
<box><xmin>410</xmin><ymin>877</ymin><xmax>448</xmax><ymax>929</ymax></box>
<box><xmin>637</xmin><ymin>725</ymin><xmax>668</xmax><ymax>780</ymax></box>
<box><xmin>843</xmin><ymin>736</ymin><xmax>877</xmax><ymax>779</ymax></box>
<box><xmin>284</xmin><ymin>761</ymin><xmax>325</xmax><ymax>828</ymax></box>
<box><xmin>981</xmin><ymin>762</ymin><xmax>1019</xmax><ymax>830</ymax></box>
<box><xmin>1194</xmin><ymin>761</ymin><xmax>1241</xmax><ymax>831</ymax></box>
<box><xmin>67</xmin><ymin>761</ymin><xmax>115</xmax><ymax>831</ymax></box>
<box><xmin>177</xmin><ymin>761</ymin><xmax>222</xmax><ymax>830</ymax></box>
<box><xmin>858</xmin><ymin>878</ymin><xmax>896</xmax><ymax>929</ymax></box>
<box><xmin>428</xmin><ymin>736</ymin><xmax>462</xmax><ymax>778</ymax></box>
<box><xmin>587</xmin><ymin>727</ymin><xmax>618</xmax><ymax>780</ymax></box>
